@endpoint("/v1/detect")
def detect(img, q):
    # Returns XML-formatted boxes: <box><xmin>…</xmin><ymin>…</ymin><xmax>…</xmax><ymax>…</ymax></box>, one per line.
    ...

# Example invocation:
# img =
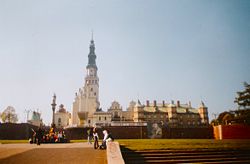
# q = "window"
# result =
<box><xmin>90</xmin><ymin>88</ymin><xmax>93</xmax><ymax>91</ymax></box>
<box><xmin>94</xmin><ymin>92</ymin><xmax>96</xmax><ymax>96</ymax></box>
<box><xmin>105</xmin><ymin>117</ymin><xmax>107</xmax><ymax>120</ymax></box>
<box><xmin>58</xmin><ymin>118</ymin><xmax>61</xmax><ymax>126</ymax></box>
<box><xmin>99</xmin><ymin>117</ymin><xmax>101</xmax><ymax>121</ymax></box>
<box><xmin>88</xmin><ymin>120</ymin><xmax>91</xmax><ymax>124</ymax></box>
<box><xmin>114</xmin><ymin>111</ymin><xmax>118</xmax><ymax>117</ymax></box>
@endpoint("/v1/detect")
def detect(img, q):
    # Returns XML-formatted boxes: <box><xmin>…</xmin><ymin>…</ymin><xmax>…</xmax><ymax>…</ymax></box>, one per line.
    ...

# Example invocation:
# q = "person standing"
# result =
<box><xmin>36</xmin><ymin>127</ymin><xmax>43</xmax><ymax>145</ymax></box>
<box><xmin>87</xmin><ymin>128</ymin><xmax>92</xmax><ymax>144</ymax></box>
<box><xmin>93</xmin><ymin>128</ymin><xmax>99</xmax><ymax>149</ymax></box>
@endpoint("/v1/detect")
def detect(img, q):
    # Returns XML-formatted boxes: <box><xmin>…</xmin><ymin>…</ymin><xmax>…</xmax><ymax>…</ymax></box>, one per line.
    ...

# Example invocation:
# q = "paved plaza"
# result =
<box><xmin>0</xmin><ymin>142</ymin><xmax>107</xmax><ymax>164</ymax></box>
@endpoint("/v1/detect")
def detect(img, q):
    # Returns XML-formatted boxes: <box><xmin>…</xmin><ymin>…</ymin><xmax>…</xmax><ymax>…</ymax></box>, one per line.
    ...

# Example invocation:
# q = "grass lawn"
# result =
<box><xmin>0</xmin><ymin>140</ymin><xmax>29</xmax><ymax>144</ymax></box>
<box><xmin>117</xmin><ymin>139</ymin><xmax>250</xmax><ymax>150</ymax></box>
<box><xmin>70</xmin><ymin>140</ymin><xmax>87</xmax><ymax>143</ymax></box>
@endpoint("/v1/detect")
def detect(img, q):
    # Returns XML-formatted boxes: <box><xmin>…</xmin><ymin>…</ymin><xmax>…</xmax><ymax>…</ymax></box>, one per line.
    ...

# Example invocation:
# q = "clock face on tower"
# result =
<box><xmin>88</xmin><ymin>68</ymin><xmax>97</xmax><ymax>76</ymax></box>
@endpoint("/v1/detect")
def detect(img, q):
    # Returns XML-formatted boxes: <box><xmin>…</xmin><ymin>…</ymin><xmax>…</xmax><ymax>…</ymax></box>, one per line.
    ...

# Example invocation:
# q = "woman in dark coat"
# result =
<box><xmin>36</xmin><ymin>127</ymin><xmax>43</xmax><ymax>145</ymax></box>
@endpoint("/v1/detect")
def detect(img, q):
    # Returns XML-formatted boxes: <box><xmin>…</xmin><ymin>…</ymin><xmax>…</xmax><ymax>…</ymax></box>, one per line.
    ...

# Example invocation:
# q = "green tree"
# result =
<box><xmin>234</xmin><ymin>82</ymin><xmax>250</xmax><ymax>109</ymax></box>
<box><xmin>1</xmin><ymin>106</ymin><xmax>18</xmax><ymax>123</ymax></box>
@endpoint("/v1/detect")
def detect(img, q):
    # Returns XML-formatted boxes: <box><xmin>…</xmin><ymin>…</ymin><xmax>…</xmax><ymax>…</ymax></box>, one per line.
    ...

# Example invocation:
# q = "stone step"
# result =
<box><xmin>122</xmin><ymin>151</ymin><xmax>250</xmax><ymax>157</ymax></box>
<box><xmin>124</xmin><ymin>157</ymin><xmax>250</xmax><ymax>164</ymax></box>
<box><xmin>123</xmin><ymin>154</ymin><xmax>250</xmax><ymax>160</ymax></box>
<box><xmin>122</xmin><ymin>149</ymin><xmax>250</xmax><ymax>164</ymax></box>
<box><xmin>143</xmin><ymin>159</ymin><xmax>250</xmax><ymax>164</ymax></box>
<box><xmin>124</xmin><ymin>149</ymin><xmax>250</xmax><ymax>154</ymax></box>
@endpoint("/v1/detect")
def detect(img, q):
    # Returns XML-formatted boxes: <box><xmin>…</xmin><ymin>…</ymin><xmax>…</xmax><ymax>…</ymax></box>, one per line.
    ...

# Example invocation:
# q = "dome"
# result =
<box><xmin>58</xmin><ymin>104</ymin><xmax>66</xmax><ymax>113</ymax></box>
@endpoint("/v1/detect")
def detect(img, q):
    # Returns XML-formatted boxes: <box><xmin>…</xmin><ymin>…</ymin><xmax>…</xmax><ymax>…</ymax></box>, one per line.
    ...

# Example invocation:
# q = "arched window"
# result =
<box><xmin>114</xmin><ymin>111</ymin><xmax>118</xmax><ymax>118</ymax></box>
<box><xmin>58</xmin><ymin>118</ymin><xmax>61</xmax><ymax>126</ymax></box>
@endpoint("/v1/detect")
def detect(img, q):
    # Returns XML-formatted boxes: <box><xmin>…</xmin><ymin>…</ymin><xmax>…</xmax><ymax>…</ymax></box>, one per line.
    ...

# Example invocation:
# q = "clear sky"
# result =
<box><xmin>0</xmin><ymin>0</ymin><xmax>249</xmax><ymax>125</ymax></box>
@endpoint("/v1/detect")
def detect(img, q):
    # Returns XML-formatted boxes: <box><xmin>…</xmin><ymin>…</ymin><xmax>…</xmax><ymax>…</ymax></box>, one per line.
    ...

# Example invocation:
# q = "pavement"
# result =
<box><xmin>0</xmin><ymin>142</ymin><xmax>107</xmax><ymax>164</ymax></box>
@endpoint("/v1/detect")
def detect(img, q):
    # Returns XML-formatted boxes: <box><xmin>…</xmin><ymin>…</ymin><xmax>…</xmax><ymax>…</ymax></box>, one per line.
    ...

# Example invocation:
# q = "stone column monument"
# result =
<box><xmin>51</xmin><ymin>94</ymin><xmax>57</xmax><ymax>126</ymax></box>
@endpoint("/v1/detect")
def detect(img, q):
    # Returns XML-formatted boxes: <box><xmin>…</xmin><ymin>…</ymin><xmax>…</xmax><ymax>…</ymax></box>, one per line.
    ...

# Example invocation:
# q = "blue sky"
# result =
<box><xmin>0</xmin><ymin>0</ymin><xmax>249</xmax><ymax>125</ymax></box>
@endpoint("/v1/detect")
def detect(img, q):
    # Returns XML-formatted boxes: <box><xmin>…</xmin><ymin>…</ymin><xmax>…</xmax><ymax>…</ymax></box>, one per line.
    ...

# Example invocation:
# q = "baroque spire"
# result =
<box><xmin>87</xmin><ymin>32</ymin><xmax>97</xmax><ymax>70</ymax></box>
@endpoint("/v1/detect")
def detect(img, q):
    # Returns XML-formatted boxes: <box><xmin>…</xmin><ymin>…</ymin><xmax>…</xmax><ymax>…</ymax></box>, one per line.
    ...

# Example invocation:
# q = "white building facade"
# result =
<box><xmin>55</xmin><ymin>104</ymin><xmax>71</xmax><ymax>128</ymax></box>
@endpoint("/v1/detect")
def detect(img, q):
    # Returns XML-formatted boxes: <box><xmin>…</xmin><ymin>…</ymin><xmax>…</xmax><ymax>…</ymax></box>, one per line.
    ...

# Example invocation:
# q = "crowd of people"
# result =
<box><xmin>87</xmin><ymin>125</ymin><xmax>114</xmax><ymax>150</ymax></box>
<box><xmin>29</xmin><ymin>124</ymin><xmax>113</xmax><ymax>148</ymax></box>
<box><xmin>29</xmin><ymin>124</ymin><xmax>68</xmax><ymax>145</ymax></box>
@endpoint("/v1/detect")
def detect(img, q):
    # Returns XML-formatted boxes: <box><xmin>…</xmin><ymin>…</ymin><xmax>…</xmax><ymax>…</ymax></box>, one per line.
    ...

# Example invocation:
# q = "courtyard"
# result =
<box><xmin>0</xmin><ymin>142</ymin><xmax>107</xmax><ymax>164</ymax></box>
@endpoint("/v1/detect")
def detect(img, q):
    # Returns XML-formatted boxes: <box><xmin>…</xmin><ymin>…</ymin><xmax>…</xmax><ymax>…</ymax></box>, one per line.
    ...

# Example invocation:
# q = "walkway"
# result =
<box><xmin>0</xmin><ymin>142</ymin><xmax>107</xmax><ymax>164</ymax></box>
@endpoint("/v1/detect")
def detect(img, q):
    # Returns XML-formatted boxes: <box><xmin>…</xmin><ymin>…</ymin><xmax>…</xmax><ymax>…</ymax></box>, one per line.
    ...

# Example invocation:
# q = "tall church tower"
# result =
<box><xmin>85</xmin><ymin>37</ymin><xmax>99</xmax><ymax>102</ymax></box>
<box><xmin>72</xmin><ymin>36</ymin><xmax>100</xmax><ymax>126</ymax></box>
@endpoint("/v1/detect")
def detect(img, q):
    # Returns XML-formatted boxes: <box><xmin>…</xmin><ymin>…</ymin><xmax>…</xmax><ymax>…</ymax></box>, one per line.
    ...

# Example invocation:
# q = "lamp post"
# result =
<box><xmin>140</xmin><ymin>122</ymin><xmax>142</xmax><ymax>139</ymax></box>
<box><xmin>24</xmin><ymin>109</ymin><xmax>31</xmax><ymax>123</ymax></box>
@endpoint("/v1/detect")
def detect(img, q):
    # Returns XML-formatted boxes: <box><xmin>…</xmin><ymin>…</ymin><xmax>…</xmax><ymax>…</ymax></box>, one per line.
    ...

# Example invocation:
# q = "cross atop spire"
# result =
<box><xmin>91</xmin><ymin>30</ymin><xmax>94</xmax><ymax>41</ymax></box>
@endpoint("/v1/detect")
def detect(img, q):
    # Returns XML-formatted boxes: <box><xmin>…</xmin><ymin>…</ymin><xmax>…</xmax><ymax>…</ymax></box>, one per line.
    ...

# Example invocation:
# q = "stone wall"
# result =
<box><xmin>162</xmin><ymin>126</ymin><xmax>213</xmax><ymax>139</ymax></box>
